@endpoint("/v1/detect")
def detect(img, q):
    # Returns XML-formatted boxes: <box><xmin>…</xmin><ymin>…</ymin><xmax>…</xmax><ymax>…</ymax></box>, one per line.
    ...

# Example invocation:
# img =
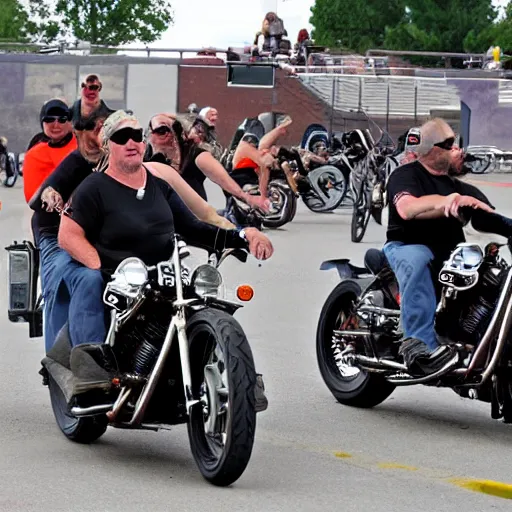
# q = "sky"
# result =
<box><xmin>126</xmin><ymin>0</ymin><xmax>315</xmax><ymax>52</ymax></box>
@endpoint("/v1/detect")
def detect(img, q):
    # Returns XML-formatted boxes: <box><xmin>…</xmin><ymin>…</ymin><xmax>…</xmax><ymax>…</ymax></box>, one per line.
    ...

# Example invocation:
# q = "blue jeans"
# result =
<box><xmin>382</xmin><ymin>242</ymin><xmax>438</xmax><ymax>351</ymax></box>
<box><xmin>39</xmin><ymin>234</ymin><xmax>107</xmax><ymax>351</ymax></box>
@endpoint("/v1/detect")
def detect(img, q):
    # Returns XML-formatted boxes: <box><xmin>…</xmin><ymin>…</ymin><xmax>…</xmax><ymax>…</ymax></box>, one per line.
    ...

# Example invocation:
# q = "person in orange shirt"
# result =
<box><xmin>23</xmin><ymin>99</ymin><xmax>77</xmax><ymax>205</ymax></box>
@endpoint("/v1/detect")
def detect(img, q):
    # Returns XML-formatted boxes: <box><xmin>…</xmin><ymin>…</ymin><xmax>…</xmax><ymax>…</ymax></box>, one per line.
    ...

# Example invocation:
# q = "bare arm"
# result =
<box><xmin>258</xmin><ymin>117</ymin><xmax>292</xmax><ymax>150</ymax></box>
<box><xmin>58</xmin><ymin>215</ymin><xmax>101</xmax><ymax>270</ymax></box>
<box><xmin>396</xmin><ymin>193</ymin><xmax>493</xmax><ymax>221</ymax></box>
<box><xmin>144</xmin><ymin>161</ymin><xmax>235</xmax><ymax>229</ymax></box>
<box><xmin>195</xmin><ymin>151</ymin><xmax>253</xmax><ymax>202</ymax></box>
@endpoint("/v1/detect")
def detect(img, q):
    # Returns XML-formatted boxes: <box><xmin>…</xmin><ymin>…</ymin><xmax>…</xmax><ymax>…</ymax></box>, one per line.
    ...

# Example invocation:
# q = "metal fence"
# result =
<box><xmin>296</xmin><ymin>71</ymin><xmax>512</xmax><ymax>171</ymax></box>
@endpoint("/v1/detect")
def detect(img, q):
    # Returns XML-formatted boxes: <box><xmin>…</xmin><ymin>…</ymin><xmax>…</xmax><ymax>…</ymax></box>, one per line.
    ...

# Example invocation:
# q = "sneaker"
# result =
<box><xmin>399</xmin><ymin>338</ymin><xmax>455</xmax><ymax>376</ymax></box>
<box><xmin>255</xmin><ymin>374</ymin><xmax>268</xmax><ymax>412</ymax></box>
<box><xmin>70</xmin><ymin>343</ymin><xmax>118</xmax><ymax>395</ymax></box>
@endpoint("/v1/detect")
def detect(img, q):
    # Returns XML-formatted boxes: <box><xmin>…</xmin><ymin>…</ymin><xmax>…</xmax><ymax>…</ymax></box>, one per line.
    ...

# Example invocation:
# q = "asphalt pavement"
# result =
<box><xmin>1</xmin><ymin>174</ymin><xmax>512</xmax><ymax>511</ymax></box>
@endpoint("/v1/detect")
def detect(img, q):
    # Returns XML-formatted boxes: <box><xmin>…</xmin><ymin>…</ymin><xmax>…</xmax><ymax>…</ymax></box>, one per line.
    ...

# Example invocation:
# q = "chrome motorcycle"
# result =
<box><xmin>317</xmin><ymin>241</ymin><xmax>512</xmax><ymax>423</ymax></box>
<box><xmin>8</xmin><ymin>237</ymin><xmax>261</xmax><ymax>486</ymax></box>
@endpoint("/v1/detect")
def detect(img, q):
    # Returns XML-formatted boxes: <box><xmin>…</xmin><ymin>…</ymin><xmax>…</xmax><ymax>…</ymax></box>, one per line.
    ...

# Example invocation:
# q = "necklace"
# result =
<box><xmin>136</xmin><ymin>169</ymin><xmax>147</xmax><ymax>200</ymax></box>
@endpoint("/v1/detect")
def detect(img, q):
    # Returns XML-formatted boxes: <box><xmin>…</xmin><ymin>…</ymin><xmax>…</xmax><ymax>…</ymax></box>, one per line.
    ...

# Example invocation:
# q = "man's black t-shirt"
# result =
<box><xmin>67</xmin><ymin>168</ymin><xmax>246</xmax><ymax>272</ymax></box>
<box><xmin>31</xmin><ymin>150</ymin><xmax>95</xmax><ymax>243</ymax></box>
<box><xmin>386</xmin><ymin>161</ymin><xmax>493</xmax><ymax>259</ymax></box>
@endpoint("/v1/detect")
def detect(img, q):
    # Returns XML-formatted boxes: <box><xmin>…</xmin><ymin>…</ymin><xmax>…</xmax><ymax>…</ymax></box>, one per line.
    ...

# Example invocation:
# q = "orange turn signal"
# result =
<box><xmin>237</xmin><ymin>285</ymin><xmax>254</xmax><ymax>302</ymax></box>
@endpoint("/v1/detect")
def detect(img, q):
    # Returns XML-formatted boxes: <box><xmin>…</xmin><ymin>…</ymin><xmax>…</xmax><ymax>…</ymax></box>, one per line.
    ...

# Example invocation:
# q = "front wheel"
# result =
<box><xmin>48</xmin><ymin>374</ymin><xmax>108</xmax><ymax>443</ymax></box>
<box><xmin>316</xmin><ymin>280</ymin><xmax>395</xmax><ymax>408</ymax></box>
<box><xmin>262</xmin><ymin>180</ymin><xmax>297</xmax><ymax>229</ymax></box>
<box><xmin>187</xmin><ymin>308</ymin><xmax>256</xmax><ymax>487</ymax></box>
<box><xmin>351</xmin><ymin>187</ymin><xmax>372</xmax><ymax>243</ymax></box>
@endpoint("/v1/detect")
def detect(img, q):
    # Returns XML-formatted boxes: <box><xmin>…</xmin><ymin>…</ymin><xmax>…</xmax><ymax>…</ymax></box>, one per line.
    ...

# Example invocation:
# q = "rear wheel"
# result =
<box><xmin>48</xmin><ymin>375</ymin><xmax>108</xmax><ymax>443</ymax></box>
<box><xmin>187</xmin><ymin>308</ymin><xmax>256</xmax><ymax>487</ymax></box>
<box><xmin>316</xmin><ymin>280</ymin><xmax>395</xmax><ymax>407</ymax></box>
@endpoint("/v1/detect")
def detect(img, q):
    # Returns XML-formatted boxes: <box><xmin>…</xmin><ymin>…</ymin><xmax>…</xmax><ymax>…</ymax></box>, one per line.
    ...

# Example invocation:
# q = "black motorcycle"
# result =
<box><xmin>7</xmin><ymin>238</ymin><xmax>262</xmax><ymax>486</ymax></box>
<box><xmin>316</xmin><ymin>240</ymin><xmax>512</xmax><ymax>423</ymax></box>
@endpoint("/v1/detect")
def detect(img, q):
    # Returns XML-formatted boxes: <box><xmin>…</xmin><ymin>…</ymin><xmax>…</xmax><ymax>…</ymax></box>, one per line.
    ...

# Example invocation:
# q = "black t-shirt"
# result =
<box><xmin>71</xmin><ymin>99</ymin><xmax>115</xmax><ymax>129</ymax></box>
<box><xmin>67</xmin><ymin>168</ymin><xmax>246</xmax><ymax>272</ymax></box>
<box><xmin>386</xmin><ymin>161</ymin><xmax>493</xmax><ymax>259</ymax></box>
<box><xmin>30</xmin><ymin>150</ymin><xmax>95</xmax><ymax>243</ymax></box>
<box><xmin>180</xmin><ymin>144</ymin><xmax>208</xmax><ymax>200</ymax></box>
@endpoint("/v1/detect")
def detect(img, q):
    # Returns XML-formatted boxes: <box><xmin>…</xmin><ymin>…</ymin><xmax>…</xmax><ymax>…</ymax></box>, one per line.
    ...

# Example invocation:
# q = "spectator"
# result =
<box><xmin>71</xmin><ymin>74</ymin><xmax>115</xmax><ymax>131</ymax></box>
<box><xmin>23</xmin><ymin>99</ymin><xmax>77</xmax><ymax>205</ymax></box>
<box><xmin>199</xmin><ymin>106</ymin><xmax>218</xmax><ymax>127</ymax></box>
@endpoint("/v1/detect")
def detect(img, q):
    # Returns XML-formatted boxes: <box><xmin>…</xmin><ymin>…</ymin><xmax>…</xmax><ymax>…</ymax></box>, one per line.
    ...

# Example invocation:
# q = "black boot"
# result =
<box><xmin>399</xmin><ymin>338</ymin><xmax>455</xmax><ymax>376</ymax></box>
<box><xmin>255</xmin><ymin>374</ymin><xmax>268</xmax><ymax>412</ymax></box>
<box><xmin>70</xmin><ymin>343</ymin><xmax>118</xmax><ymax>395</ymax></box>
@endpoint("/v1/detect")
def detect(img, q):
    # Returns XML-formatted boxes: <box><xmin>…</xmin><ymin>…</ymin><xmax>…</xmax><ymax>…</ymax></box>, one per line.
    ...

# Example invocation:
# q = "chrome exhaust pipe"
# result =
<box><xmin>71</xmin><ymin>403</ymin><xmax>113</xmax><ymax>417</ymax></box>
<box><xmin>354</xmin><ymin>354</ymin><xmax>407</xmax><ymax>372</ymax></box>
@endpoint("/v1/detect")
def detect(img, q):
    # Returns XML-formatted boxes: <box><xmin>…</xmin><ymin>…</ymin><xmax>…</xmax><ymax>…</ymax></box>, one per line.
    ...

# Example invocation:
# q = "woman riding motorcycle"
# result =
<box><xmin>49</xmin><ymin>111</ymin><xmax>273</xmax><ymax>407</ymax></box>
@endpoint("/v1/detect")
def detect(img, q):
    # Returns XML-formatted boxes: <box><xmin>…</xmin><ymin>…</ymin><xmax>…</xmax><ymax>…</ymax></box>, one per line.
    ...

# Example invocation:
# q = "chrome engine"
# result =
<box><xmin>435</xmin><ymin>243</ymin><xmax>507</xmax><ymax>345</ymax></box>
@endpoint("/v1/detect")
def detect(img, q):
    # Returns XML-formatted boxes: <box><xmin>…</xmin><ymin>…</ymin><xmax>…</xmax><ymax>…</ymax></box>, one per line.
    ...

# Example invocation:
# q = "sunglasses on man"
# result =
<box><xmin>74</xmin><ymin>118</ymin><xmax>97</xmax><ymax>131</ymax></box>
<box><xmin>42</xmin><ymin>116</ymin><xmax>69</xmax><ymax>124</ymax></box>
<box><xmin>433</xmin><ymin>136</ymin><xmax>456</xmax><ymax>150</ymax></box>
<box><xmin>81</xmin><ymin>83</ymin><xmax>101</xmax><ymax>92</ymax></box>
<box><xmin>110</xmin><ymin>127</ymin><xmax>144</xmax><ymax>145</ymax></box>
<box><xmin>152</xmin><ymin>126</ymin><xmax>172</xmax><ymax>136</ymax></box>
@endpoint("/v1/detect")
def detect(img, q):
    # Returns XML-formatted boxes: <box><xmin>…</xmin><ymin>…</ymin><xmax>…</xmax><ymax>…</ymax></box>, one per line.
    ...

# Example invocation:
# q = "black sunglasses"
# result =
<box><xmin>74</xmin><ymin>119</ymin><xmax>97</xmax><ymax>131</ymax></box>
<box><xmin>82</xmin><ymin>83</ymin><xmax>101</xmax><ymax>91</ymax></box>
<box><xmin>152</xmin><ymin>126</ymin><xmax>171</xmax><ymax>136</ymax></box>
<box><xmin>433</xmin><ymin>137</ymin><xmax>455</xmax><ymax>150</ymax></box>
<box><xmin>42</xmin><ymin>116</ymin><xmax>69</xmax><ymax>124</ymax></box>
<box><xmin>110</xmin><ymin>127</ymin><xmax>144</xmax><ymax>145</ymax></box>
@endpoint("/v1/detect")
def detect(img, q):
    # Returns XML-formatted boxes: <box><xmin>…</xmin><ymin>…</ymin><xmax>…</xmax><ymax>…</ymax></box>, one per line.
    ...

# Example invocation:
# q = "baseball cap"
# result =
<box><xmin>39</xmin><ymin>99</ymin><xmax>71</xmax><ymax>127</ymax></box>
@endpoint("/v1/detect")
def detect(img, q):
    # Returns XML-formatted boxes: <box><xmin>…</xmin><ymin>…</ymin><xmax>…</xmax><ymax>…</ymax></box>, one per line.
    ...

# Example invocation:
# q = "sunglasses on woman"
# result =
<box><xmin>42</xmin><ymin>116</ymin><xmax>69</xmax><ymax>124</ymax></box>
<box><xmin>74</xmin><ymin>119</ymin><xmax>97</xmax><ymax>131</ymax></box>
<box><xmin>110</xmin><ymin>127</ymin><xmax>144</xmax><ymax>145</ymax></box>
<box><xmin>82</xmin><ymin>83</ymin><xmax>101</xmax><ymax>91</ymax></box>
<box><xmin>152</xmin><ymin>126</ymin><xmax>172</xmax><ymax>136</ymax></box>
<box><xmin>433</xmin><ymin>136</ymin><xmax>455</xmax><ymax>150</ymax></box>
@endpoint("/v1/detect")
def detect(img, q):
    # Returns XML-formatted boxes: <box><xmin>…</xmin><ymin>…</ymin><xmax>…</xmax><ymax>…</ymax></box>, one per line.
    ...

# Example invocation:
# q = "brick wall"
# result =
<box><xmin>178</xmin><ymin>63</ymin><xmax>331</xmax><ymax>147</ymax></box>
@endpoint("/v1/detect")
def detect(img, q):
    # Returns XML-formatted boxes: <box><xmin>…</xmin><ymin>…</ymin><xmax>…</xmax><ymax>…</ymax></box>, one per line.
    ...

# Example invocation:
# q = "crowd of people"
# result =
<box><xmin>11</xmin><ymin>58</ymin><xmax>512</xmax><ymax>402</ymax></box>
<box><xmin>21</xmin><ymin>73</ymin><xmax>275</xmax><ymax>409</ymax></box>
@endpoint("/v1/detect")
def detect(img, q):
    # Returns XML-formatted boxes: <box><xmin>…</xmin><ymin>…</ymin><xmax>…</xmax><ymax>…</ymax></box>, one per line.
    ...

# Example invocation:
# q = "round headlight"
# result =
<box><xmin>114</xmin><ymin>257</ymin><xmax>148</xmax><ymax>287</ymax></box>
<box><xmin>192</xmin><ymin>264</ymin><xmax>223</xmax><ymax>297</ymax></box>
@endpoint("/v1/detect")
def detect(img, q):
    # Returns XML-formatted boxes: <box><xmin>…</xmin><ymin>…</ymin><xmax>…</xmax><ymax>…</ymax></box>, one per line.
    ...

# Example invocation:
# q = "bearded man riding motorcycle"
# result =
<box><xmin>383</xmin><ymin>118</ymin><xmax>507</xmax><ymax>375</ymax></box>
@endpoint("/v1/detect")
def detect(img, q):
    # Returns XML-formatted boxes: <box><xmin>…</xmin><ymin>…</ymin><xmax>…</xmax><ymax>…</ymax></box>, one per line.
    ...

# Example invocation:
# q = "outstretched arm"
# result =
<box><xmin>195</xmin><ymin>151</ymin><xmax>269</xmax><ymax>212</ymax></box>
<box><xmin>144</xmin><ymin>161</ymin><xmax>235</xmax><ymax>229</ymax></box>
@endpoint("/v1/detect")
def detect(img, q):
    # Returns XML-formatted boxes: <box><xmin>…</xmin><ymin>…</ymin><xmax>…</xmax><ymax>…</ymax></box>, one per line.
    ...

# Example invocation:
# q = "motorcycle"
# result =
<box><xmin>297</xmin><ymin>123</ymin><xmax>351</xmax><ymax>213</ymax></box>
<box><xmin>221</xmin><ymin>112</ymin><xmax>298</xmax><ymax>230</ymax></box>
<box><xmin>316</xmin><ymin>240</ymin><xmax>512</xmax><ymax>423</ymax></box>
<box><xmin>7</xmin><ymin>237</ymin><xmax>261</xmax><ymax>486</ymax></box>
<box><xmin>224</xmin><ymin>159</ymin><xmax>298</xmax><ymax>230</ymax></box>
<box><xmin>0</xmin><ymin>151</ymin><xmax>20</xmax><ymax>188</ymax></box>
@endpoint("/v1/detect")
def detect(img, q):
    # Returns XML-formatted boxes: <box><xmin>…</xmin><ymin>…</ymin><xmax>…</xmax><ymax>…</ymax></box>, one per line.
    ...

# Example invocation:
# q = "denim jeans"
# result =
<box><xmin>39</xmin><ymin>234</ymin><xmax>106</xmax><ymax>351</ymax></box>
<box><xmin>382</xmin><ymin>241</ymin><xmax>438</xmax><ymax>351</ymax></box>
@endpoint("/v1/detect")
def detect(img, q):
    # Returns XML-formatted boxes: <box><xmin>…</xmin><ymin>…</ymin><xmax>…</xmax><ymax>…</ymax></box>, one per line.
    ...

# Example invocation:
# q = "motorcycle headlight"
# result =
<box><xmin>191</xmin><ymin>264</ymin><xmax>223</xmax><ymax>298</ymax></box>
<box><xmin>113</xmin><ymin>257</ymin><xmax>148</xmax><ymax>288</ymax></box>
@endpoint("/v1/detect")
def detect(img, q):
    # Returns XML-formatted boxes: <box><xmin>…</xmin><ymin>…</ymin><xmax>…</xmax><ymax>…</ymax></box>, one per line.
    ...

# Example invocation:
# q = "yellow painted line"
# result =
<box><xmin>257</xmin><ymin>430</ymin><xmax>512</xmax><ymax>501</ymax></box>
<box><xmin>334</xmin><ymin>451</ymin><xmax>353</xmax><ymax>459</ymax></box>
<box><xmin>449</xmin><ymin>479</ymin><xmax>512</xmax><ymax>500</ymax></box>
<box><xmin>377</xmin><ymin>462</ymin><xmax>418</xmax><ymax>471</ymax></box>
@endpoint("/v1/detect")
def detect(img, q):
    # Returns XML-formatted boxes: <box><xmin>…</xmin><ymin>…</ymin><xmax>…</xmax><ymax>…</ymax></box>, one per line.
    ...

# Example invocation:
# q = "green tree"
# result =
<box><xmin>0</xmin><ymin>0</ymin><xmax>30</xmax><ymax>40</ymax></box>
<box><xmin>30</xmin><ymin>0</ymin><xmax>174</xmax><ymax>46</ymax></box>
<box><xmin>383</xmin><ymin>0</ymin><xmax>498</xmax><ymax>53</ymax></box>
<box><xmin>309</xmin><ymin>0</ymin><xmax>406</xmax><ymax>53</ymax></box>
